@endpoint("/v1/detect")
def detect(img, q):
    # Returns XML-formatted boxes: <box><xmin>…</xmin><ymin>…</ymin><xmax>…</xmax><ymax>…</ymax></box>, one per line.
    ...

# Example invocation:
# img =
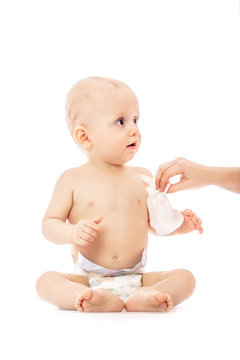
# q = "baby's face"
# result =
<box><xmin>86</xmin><ymin>85</ymin><xmax>141</xmax><ymax>166</ymax></box>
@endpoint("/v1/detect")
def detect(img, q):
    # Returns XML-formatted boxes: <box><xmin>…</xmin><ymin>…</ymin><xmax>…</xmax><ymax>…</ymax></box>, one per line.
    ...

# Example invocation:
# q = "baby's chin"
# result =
<box><xmin>101</xmin><ymin>148</ymin><xmax>139</xmax><ymax>166</ymax></box>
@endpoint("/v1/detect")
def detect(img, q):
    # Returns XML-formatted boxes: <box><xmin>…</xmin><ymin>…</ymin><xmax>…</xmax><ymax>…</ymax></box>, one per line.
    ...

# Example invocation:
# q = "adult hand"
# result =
<box><xmin>155</xmin><ymin>157</ymin><xmax>240</xmax><ymax>194</ymax></box>
<box><xmin>155</xmin><ymin>158</ymin><xmax>208</xmax><ymax>193</ymax></box>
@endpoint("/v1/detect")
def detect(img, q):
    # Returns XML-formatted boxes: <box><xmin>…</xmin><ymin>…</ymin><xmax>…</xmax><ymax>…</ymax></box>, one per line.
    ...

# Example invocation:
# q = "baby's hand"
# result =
<box><xmin>176</xmin><ymin>209</ymin><xmax>203</xmax><ymax>235</ymax></box>
<box><xmin>73</xmin><ymin>216</ymin><xmax>103</xmax><ymax>247</ymax></box>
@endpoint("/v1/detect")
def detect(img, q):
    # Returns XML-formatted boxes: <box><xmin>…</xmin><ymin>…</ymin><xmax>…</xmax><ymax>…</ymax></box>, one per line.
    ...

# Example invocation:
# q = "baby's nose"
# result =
<box><xmin>129</xmin><ymin>129</ymin><xmax>137</xmax><ymax>137</ymax></box>
<box><xmin>128</xmin><ymin>123</ymin><xmax>139</xmax><ymax>136</ymax></box>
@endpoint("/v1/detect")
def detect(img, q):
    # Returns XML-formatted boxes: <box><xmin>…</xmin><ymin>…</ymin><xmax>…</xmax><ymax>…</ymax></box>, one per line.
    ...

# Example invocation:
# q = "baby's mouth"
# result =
<box><xmin>127</xmin><ymin>141</ymin><xmax>137</xmax><ymax>148</ymax></box>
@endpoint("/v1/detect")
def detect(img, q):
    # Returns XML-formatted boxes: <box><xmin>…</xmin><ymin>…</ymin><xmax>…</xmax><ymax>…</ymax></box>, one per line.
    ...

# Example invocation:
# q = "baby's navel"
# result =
<box><xmin>137</xmin><ymin>198</ymin><xmax>142</xmax><ymax>205</ymax></box>
<box><xmin>88</xmin><ymin>201</ymin><xmax>94</xmax><ymax>207</ymax></box>
<box><xmin>112</xmin><ymin>256</ymin><xmax>118</xmax><ymax>261</ymax></box>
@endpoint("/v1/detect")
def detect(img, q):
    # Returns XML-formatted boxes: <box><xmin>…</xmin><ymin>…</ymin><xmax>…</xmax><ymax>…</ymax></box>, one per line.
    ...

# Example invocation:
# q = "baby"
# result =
<box><xmin>36</xmin><ymin>77</ymin><xmax>203</xmax><ymax>312</ymax></box>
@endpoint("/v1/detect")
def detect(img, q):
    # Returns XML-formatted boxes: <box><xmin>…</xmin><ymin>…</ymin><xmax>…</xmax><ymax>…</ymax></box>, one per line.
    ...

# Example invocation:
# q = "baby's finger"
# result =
<box><xmin>82</xmin><ymin>226</ymin><xmax>98</xmax><ymax>238</ymax></box>
<box><xmin>198</xmin><ymin>226</ymin><xmax>204</xmax><ymax>234</ymax></box>
<box><xmin>190</xmin><ymin>212</ymin><xmax>198</xmax><ymax>222</ymax></box>
<box><xmin>85</xmin><ymin>220</ymin><xmax>102</xmax><ymax>234</ymax></box>
<box><xmin>77</xmin><ymin>238</ymin><xmax>88</xmax><ymax>246</ymax></box>
<box><xmin>182</xmin><ymin>209</ymin><xmax>192</xmax><ymax>216</ymax></box>
<box><xmin>79</xmin><ymin>231</ymin><xmax>94</xmax><ymax>244</ymax></box>
<box><xmin>92</xmin><ymin>216</ymin><xmax>103</xmax><ymax>224</ymax></box>
<box><xmin>196</xmin><ymin>218</ymin><xmax>203</xmax><ymax>234</ymax></box>
<box><xmin>186</xmin><ymin>210</ymin><xmax>198</xmax><ymax>222</ymax></box>
<box><xmin>197</xmin><ymin>218</ymin><xmax>203</xmax><ymax>229</ymax></box>
<box><xmin>191</xmin><ymin>214</ymin><xmax>203</xmax><ymax>229</ymax></box>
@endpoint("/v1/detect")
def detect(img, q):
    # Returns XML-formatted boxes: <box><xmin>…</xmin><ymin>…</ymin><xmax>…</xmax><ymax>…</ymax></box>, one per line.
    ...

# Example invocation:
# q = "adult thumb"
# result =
<box><xmin>167</xmin><ymin>180</ymin><xmax>189</xmax><ymax>193</ymax></box>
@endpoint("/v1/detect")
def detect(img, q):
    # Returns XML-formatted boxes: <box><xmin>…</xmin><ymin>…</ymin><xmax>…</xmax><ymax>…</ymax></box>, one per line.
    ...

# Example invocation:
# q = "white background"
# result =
<box><xmin>1</xmin><ymin>1</ymin><xmax>239</xmax><ymax>359</ymax></box>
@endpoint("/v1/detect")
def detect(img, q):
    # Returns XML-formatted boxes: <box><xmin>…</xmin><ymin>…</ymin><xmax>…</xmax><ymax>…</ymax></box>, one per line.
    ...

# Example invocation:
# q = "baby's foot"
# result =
<box><xmin>75</xmin><ymin>288</ymin><xmax>124</xmax><ymax>312</ymax></box>
<box><xmin>125</xmin><ymin>287</ymin><xmax>174</xmax><ymax>312</ymax></box>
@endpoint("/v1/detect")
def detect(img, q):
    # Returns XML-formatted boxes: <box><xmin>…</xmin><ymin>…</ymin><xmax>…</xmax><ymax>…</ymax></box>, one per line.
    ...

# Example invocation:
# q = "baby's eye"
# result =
<box><xmin>116</xmin><ymin>118</ymin><xmax>125</xmax><ymax>126</ymax></box>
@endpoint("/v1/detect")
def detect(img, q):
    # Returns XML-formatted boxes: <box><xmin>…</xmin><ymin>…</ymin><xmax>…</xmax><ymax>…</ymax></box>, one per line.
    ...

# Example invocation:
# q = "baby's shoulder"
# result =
<box><xmin>131</xmin><ymin>166</ymin><xmax>154</xmax><ymax>179</ymax></box>
<box><xmin>56</xmin><ymin>164</ymin><xmax>86</xmax><ymax>185</ymax></box>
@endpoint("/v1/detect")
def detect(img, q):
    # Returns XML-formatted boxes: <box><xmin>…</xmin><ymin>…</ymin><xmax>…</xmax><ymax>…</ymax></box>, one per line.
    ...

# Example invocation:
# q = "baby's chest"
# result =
<box><xmin>71</xmin><ymin>179</ymin><xmax>147</xmax><ymax>219</ymax></box>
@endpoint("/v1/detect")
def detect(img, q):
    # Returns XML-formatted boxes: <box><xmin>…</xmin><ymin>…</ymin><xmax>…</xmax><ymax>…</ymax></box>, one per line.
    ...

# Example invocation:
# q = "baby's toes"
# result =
<box><xmin>157</xmin><ymin>293</ymin><xmax>174</xmax><ymax>311</ymax></box>
<box><xmin>75</xmin><ymin>295</ymin><xmax>84</xmax><ymax>311</ymax></box>
<box><xmin>166</xmin><ymin>295</ymin><xmax>174</xmax><ymax>311</ymax></box>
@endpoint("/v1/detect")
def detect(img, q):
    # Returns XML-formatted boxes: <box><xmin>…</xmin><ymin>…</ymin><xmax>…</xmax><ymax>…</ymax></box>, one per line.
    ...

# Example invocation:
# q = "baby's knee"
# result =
<box><xmin>35</xmin><ymin>271</ymin><xmax>59</xmax><ymax>296</ymax></box>
<box><xmin>177</xmin><ymin>268</ymin><xmax>196</xmax><ymax>292</ymax></box>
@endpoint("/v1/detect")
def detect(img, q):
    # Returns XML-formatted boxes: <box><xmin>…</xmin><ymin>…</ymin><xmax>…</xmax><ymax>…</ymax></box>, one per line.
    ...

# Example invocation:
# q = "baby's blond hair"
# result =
<box><xmin>65</xmin><ymin>76</ymin><xmax>129</xmax><ymax>140</ymax></box>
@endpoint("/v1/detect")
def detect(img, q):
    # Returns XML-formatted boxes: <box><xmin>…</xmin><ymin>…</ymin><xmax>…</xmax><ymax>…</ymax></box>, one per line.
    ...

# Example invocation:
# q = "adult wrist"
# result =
<box><xmin>205</xmin><ymin>166</ymin><xmax>221</xmax><ymax>186</ymax></box>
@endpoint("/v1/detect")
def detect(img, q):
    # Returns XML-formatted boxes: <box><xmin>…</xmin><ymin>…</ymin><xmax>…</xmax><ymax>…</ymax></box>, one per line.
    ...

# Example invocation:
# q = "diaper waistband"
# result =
<box><xmin>74</xmin><ymin>248</ymin><xmax>147</xmax><ymax>277</ymax></box>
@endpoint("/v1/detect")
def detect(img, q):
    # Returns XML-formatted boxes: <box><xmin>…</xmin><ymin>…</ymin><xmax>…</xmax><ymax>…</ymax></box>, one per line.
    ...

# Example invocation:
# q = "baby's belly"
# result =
<box><xmin>72</xmin><ymin>222</ymin><xmax>148</xmax><ymax>270</ymax></box>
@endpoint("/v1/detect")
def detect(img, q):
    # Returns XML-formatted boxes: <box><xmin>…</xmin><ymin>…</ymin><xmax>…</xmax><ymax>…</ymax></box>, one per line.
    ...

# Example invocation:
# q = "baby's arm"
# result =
<box><xmin>42</xmin><ymin>170</ymin><xmax>75</xmax><ymax>244</ymax></box>
<box><xmin>42</xmin><ymin>170</ymin><xmax>103</xmax><ymax>247</ymax></box>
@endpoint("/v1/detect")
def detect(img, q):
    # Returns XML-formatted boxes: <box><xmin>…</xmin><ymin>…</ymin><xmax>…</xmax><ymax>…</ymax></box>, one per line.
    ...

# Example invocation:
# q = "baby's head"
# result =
<box><xmin>65</xmin><ymin>76</ymin><xmax>141</xmax><ymax>166</ymax></box>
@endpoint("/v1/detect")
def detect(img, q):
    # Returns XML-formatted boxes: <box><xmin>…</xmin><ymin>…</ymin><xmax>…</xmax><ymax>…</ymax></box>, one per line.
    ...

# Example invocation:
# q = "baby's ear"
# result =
<box><xmin>74</xmin><ymin>126</ymin><xmax>92</xmax><ymax>149</ymax></box>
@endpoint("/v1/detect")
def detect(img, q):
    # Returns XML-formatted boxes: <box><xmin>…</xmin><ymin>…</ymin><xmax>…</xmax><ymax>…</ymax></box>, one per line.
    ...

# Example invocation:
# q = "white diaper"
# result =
<box><xmin>74</xmin><ymin>250</ymin><xmax>146</xmax><ymax>302</ymax></box>
<box><xmin>84</xmin><ymin>271</ymin><xmax>143</xmax><ymax>302</ymax></box>
<box><xmin>140</xmin><ymin>174</ymin><xmax>184</xmax><ymax>235</ymax></box>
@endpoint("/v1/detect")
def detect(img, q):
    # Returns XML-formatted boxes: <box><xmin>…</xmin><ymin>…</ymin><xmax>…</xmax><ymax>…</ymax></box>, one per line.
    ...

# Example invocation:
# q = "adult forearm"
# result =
<box><xmin>207</xmin><ymin>167</ymin><xmax>240</xmax><ymax>194</ymax></box>
<box><xmin>42</xmin><ymin>218</ymin><xmax>75</xmax><ymax>244</ymax></box>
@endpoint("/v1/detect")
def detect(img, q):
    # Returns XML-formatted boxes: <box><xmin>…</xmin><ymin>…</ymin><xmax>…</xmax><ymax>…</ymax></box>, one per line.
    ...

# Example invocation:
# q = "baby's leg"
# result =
<box><xmin>36</xmin><ymin>271</ymin><xmax>89</xmax><ymax>310</ymax></box>
<box><xmin>36</xmin><ymin>271</ymin><xmax>124</xmax><ymax>312</ymax></box>
<box><xmin>125</xmin><ymin>269</ymin><xmax>195</xmax><ymax>312</ymax></box>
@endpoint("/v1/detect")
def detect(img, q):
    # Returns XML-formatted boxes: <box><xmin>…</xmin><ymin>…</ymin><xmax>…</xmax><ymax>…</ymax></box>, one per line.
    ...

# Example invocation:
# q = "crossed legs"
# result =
<box><xmin>36</xmin><ymin>268</ymin><xmax>195</xmax><ymax>312</ymax></box>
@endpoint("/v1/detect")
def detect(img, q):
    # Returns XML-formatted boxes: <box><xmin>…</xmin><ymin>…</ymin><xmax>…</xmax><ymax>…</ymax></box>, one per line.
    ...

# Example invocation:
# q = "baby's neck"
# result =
<box><xmin>87</xmin><ymin>159</ymin><xmax>126</xmax><ymax>175</ymax></box>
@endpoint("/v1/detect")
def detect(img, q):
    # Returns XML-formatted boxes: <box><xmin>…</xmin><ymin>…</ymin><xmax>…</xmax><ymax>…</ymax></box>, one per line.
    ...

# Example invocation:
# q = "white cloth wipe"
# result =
<box><xmin>140</xmin><ymin>174</ymin><xmax>184</xmax><ymax>235</ymax></box>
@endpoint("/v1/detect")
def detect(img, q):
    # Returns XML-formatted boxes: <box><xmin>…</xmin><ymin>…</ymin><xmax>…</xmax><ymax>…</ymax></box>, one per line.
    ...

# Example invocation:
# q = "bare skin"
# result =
<box><xmin>125</xmin><ymin>269</ymin><xmax>195</xmax><ymax>312</ymax></box>
<box><xmin>75</xmin><ymin>287</ymin><xmax>173</xmax><ymax>313</ymax></box>
<box><xmin>75</xmin><ymin>288</ymin><xmax>125</xmax><ymax>312</ymax></box>
<box><xmin>125</xmin><ymin>288</ymin><xmax>173</xmax><ymax>312</ymax></box>
<box><xmin>155</xmin><ymin>157</ymin><xmax>240</xmax><ymax>194</ymax></box>
<box><xmin>74</xmin><ymin>268</ymin><xmax>195</xmax><ymax>312</ymax></box>
<box><xmin>36</xmin><ymin>77</ymin><xmax>202</xmax><ymax>312</ymax></box>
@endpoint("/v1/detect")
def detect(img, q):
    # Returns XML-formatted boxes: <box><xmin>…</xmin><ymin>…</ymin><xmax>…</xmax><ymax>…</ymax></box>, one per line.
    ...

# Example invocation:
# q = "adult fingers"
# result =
<box><xmin>167</xmin><ymin>178</ymin><xmax>191</xmax><ymax>193</ymax></box>
<box><xmin>158</xmin><ymin>164</ymin><xmax>183</xmax><ymax>192</ymax></box>
<box><xmin>155</xmin><ymin>160</ymin><xmax>177</xmax><ymax>190</ymax></box>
